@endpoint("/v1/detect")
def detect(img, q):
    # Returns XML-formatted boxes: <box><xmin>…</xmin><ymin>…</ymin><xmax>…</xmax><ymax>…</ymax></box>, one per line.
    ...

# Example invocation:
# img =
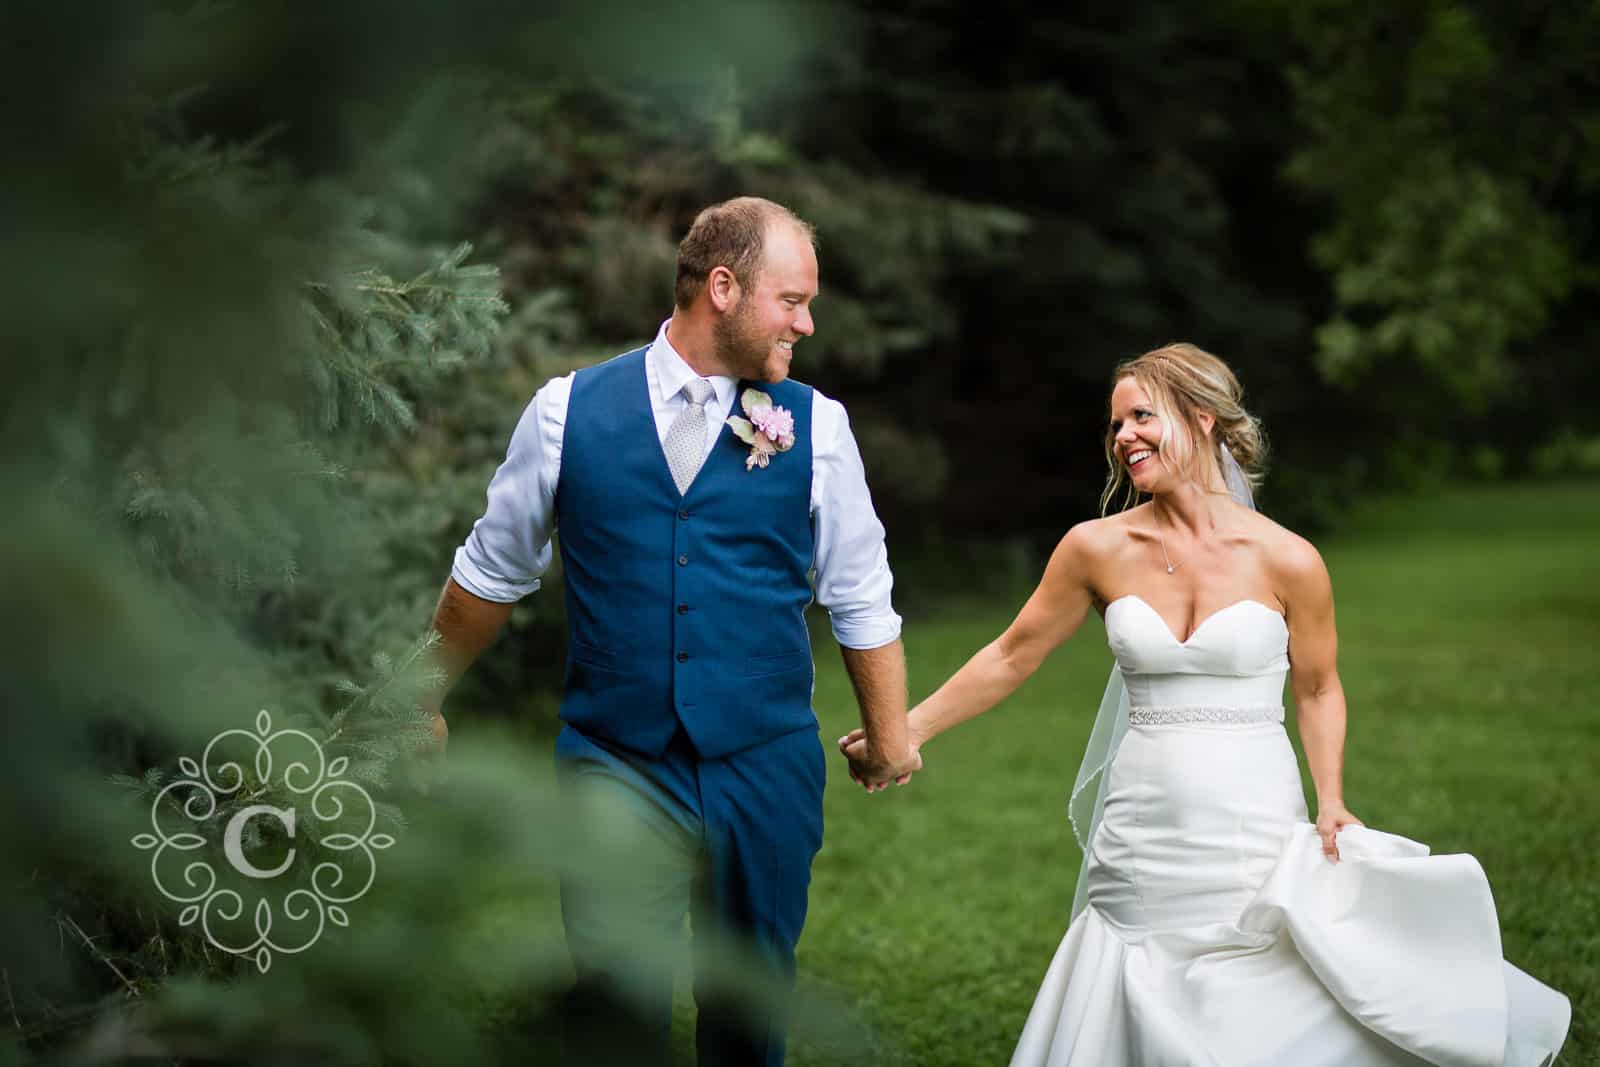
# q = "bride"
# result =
<box><xmin>840</xmin><ymin>343</ymin><xmax>1570</xmax><ymax>1066</ymax></box>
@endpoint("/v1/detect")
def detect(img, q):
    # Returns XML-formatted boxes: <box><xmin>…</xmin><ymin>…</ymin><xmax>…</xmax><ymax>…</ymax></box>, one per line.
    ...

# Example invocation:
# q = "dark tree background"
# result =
<box><xmin>465</xmin><ymin>0</ymin><xmax>1598</xmax><ymax>547</ymax></box>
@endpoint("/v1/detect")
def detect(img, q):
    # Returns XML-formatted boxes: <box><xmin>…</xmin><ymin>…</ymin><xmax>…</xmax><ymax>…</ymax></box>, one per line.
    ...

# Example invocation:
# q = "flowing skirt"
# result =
<box><xmin>1010</xmin><ymin>721</ymin><xmax>1570</xmax><ymax>1067</ymax></box>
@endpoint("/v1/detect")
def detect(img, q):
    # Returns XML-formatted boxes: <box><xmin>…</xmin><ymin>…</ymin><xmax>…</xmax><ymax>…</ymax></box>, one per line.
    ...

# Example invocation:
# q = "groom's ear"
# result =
<box><xmin>707</xmin><ymin>265</ymin><xmax>741</xmax><ymax>313</ymax></box>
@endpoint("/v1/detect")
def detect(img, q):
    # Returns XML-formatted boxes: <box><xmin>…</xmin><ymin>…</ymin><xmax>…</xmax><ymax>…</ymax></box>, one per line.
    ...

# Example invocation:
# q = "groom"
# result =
<box><xmin>425</xmin><ymin>196</ymin><xmax>920</xmax><ymax>1065</ymax></box>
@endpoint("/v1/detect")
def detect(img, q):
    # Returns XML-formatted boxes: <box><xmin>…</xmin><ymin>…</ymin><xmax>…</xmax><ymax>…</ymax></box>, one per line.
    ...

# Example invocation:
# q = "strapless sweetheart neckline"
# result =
<box><xmin>1105</xmin><ymin>593</ymin><xmax>1285</xmax><ymax>646</ymax></box>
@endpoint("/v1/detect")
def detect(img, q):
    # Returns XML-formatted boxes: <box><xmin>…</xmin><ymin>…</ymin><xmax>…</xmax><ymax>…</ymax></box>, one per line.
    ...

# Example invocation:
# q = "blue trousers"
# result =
<box><xmin>555</xmin><ymin>723</ymin><xmax>825</xmax><ymax>1067</ymax></box>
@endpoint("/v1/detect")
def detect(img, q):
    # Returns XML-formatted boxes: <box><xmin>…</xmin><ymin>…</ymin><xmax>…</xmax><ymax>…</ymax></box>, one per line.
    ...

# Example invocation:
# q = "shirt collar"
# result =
<box><xmin>649</xmin><ymin>319</ymin><xmax>738</xmax><ymax>408</ymax></box>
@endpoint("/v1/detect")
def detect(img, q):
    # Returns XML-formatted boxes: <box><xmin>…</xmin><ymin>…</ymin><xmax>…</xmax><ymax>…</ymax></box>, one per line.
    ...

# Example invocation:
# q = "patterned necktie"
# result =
<box><xmin>663</xmin><ymin>378</ymin><xmax>715</xmax><ymax>494</ymax></box>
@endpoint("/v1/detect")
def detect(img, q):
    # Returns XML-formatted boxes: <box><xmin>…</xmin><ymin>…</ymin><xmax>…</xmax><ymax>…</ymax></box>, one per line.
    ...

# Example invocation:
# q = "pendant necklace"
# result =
<box><xmin>1154</xmin><ymin>509</ymin><xmax>1181</xmax><ymax>575</ymax></box>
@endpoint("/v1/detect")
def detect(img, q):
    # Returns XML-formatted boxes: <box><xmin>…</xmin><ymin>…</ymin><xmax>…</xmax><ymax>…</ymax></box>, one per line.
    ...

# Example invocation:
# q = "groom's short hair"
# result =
<box><xmin>675</xmin><ymin>197</ymin><xmax>817</xmax><ymax>310</ymax></box>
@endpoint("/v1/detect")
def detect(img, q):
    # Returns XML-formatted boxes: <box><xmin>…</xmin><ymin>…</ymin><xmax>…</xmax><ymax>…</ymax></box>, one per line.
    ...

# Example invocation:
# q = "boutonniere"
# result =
<box><xmin>726</xmin><ymin>388</ymin><xmax>797</xmax><ymax>471</ymax></box>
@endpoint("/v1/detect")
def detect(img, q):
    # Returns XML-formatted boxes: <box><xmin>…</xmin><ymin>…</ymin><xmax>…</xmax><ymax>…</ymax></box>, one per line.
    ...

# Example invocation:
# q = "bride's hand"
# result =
<box><xmin>836</xmin><ymin>728</ymin><xmax>920</xmax><ymax>792</ymax></box>
<box><xmin>1315</xmin><ymin>804</ymin><xmax>1363</xmax><ymax>863</ymax></box>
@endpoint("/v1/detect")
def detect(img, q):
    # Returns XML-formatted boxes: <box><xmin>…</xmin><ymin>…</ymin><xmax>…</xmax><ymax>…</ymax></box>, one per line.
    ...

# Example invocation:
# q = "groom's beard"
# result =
<box><xmin>713</xmin><ymin>298</ymin><xmax>782</xmax><ymax>383</ymax></box>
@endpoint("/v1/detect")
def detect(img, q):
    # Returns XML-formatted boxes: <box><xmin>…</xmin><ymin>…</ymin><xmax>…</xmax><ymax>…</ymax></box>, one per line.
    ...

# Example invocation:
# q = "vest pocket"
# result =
<box><xmin>566</xmin><ymin>659</ymin><xmax>628</xmax><ymax>693</ymax></box>
<box><xmin>568</xmin><ymin>638</ymin><xmax>616</xmax><ymax>668</ymax></box>
<box><xmin>744</xmin><ymin>649</ymin><xmax>811</xmax><ymax>678</ymax></box>
<box><xmin>567</xmin><ymin>639</ymin><xmax>627</xmax><ymax>692</ymax></box>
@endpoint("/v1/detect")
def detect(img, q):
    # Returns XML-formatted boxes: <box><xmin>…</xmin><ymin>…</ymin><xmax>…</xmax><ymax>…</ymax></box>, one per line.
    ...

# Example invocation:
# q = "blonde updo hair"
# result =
<box><xmin>1099</xmin><ymin>342</ymin><xmax>1267</xmax><ymax>515</ymax></box>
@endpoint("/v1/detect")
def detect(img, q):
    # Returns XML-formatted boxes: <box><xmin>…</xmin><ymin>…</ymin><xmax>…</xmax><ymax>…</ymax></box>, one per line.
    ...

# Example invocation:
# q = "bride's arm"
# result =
<box><xmin>1280</xmin><ymin>535</ymin><xmax>1362</xmax><ymax>860</ymax></box>
<box><xmin>906</xmin><ymin>523</ymin><xmax>1098</xmax><ymax>747</ymax></box>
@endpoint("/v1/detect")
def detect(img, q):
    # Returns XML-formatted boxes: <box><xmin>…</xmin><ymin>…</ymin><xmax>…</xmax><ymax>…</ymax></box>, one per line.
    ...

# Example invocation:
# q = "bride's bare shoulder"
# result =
<box><xmin>1058</xmin><ymin>507</ymin><xmax>1149</xmax><ymax>564</ymax></box>
<box><xmin>1239</xmin><ymin>508</ymin><xmax>1328</xmax><ymax>586</ymax></box>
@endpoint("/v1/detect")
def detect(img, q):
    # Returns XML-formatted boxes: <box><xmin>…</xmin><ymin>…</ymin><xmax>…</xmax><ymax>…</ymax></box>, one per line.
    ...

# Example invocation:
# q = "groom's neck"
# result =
<box><xmin>666</xmin><ymin>310</ymin><xmax>731</xmax><ymax>379</ymax></box>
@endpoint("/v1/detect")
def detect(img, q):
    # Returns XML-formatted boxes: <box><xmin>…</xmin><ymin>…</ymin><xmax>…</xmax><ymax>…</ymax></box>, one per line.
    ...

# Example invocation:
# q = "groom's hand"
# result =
<box><xmin>836</xmin><ymin>728</ymin><xmax>920</xmax><ymax>793</ymax></box>
<box><xmin>421</xmin><ymin>699</ymin><xmax>449</xmax><ymax>754</ymax></box>
<box><xmin>414</xmin><ymin>701</ymin><xmax>449</xmax><ymax>797</ymax></box>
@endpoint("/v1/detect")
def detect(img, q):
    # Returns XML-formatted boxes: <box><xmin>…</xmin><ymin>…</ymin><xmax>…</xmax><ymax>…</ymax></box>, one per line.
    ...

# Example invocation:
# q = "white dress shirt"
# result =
<box><xmin>451</xmin><ymin>320</ymin><xmax>902</xmax><ymax>650</ymax></box>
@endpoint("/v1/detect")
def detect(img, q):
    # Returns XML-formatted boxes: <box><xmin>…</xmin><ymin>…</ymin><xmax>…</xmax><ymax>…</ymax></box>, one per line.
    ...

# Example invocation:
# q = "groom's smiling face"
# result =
<box><xmin>714</xmin><ymin>221</ymin><xmax>819</xmax><ymax>384</ymax></box>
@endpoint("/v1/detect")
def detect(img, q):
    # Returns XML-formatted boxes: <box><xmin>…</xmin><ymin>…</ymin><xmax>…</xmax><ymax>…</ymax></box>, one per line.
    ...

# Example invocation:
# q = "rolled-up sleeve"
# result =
<box><xmin>811</xmin><ymin>394</ymin><xmax>902</xmax><ymax>649</ymax></box>
<box><xmin>450</xmin><ymin>375</ymin><xmax>570</xmax><ymax>603</ymax></box>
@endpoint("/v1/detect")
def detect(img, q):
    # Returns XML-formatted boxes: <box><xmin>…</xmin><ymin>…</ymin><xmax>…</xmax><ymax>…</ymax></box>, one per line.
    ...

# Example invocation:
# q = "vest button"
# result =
<box><xmin>677</xmin><ymin>509</ymin><xmax>689</xmax><ymax>520</ymax></box>
<box><xmin>677</xmin><ymin>554</ymin><xmax>688</xmax><ymax>566</ymax></box>
<box><xmin>676</xmin><ymin>651</ymin><xmax>689</xmax><ymax>663</ymax></box>
<box><xmin>677</xmin><ymin>604</ymin><xmax>689</xmax><ymax>615</ymax></box>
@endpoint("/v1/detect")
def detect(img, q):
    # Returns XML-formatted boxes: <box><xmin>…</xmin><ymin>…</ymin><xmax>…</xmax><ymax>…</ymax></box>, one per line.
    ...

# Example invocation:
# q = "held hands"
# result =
<box><xmin>1315</xmin><ymin>803</ymin><xmax>1363</xmax><ymax>863</ymax></box>
<box><xmin>836</xmin><ymin>728</ymin><xmax>921</xmax><ymax>793</ymax></box>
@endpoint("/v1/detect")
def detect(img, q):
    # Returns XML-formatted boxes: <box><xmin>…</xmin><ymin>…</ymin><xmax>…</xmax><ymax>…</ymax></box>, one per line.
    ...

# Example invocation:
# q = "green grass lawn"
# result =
<box><xmin>468</xmin><ymin>481</ymin><xmax>1598</xmax><ymax>1065</ymax></box>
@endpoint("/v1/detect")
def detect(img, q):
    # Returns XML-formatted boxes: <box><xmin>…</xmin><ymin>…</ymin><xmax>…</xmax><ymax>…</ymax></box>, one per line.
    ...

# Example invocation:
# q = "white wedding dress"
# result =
<box><xmin>1010</xmin><ymin>595</ymin><xmax>1571</xmax><ymax>1067</ymax></box>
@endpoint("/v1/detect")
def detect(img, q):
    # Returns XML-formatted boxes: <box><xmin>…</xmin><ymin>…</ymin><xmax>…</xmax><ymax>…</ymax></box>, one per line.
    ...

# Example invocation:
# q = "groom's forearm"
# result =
<box><xmin>839</xmin><ymin>639</ymin><xmax>911</xmax><ymax>760</ymax></box>
<box><xmin>426</xmin><ymin>577</ymin><xmax>515</xmax><ymax>712</ymax></box>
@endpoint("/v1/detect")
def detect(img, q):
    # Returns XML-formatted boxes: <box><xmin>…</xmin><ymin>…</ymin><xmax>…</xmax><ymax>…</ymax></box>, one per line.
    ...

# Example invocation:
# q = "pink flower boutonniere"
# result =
<box><xmin>726</xmin><ymin>388</ymin><xmax>797</xmax><ymax>471</ymax></box>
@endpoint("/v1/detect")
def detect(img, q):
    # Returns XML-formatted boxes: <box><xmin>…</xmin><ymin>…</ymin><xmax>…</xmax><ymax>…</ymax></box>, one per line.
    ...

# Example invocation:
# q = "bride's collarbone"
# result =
<box><xmin>1088</xmin><ymin>527</ymin><xmax>1279</xmax><ymax>621</ymax></box>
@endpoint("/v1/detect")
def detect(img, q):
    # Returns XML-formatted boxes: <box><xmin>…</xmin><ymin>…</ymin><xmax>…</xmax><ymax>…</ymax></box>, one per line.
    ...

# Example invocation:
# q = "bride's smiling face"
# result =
<box><xmin>1110</xmin><ymin>376</ymin><xmax>1171</xmax><ymax>492</ymax></box>
<box><xmin>1110</xmin><ymin>375</ymin><xmax>1218</xmax><ymax>495</ymax></box>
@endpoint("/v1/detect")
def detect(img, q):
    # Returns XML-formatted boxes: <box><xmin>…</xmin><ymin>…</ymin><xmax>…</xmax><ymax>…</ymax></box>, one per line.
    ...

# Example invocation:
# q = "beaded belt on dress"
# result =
<box><xmin>1127</xmin><ymin>703</ymin><xmax>1284</xmax><ymax>725</ymax></box>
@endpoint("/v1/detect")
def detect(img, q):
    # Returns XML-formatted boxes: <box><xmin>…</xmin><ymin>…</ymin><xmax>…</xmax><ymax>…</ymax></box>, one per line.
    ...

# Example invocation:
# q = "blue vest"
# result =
<box><xmin>554</xmin><ymin>348</ymin><xmax>817</xmax><ymax>759</ymax></box>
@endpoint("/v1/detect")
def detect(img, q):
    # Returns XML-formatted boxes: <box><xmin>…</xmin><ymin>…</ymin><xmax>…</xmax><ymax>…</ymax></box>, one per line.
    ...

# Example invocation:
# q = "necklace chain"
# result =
<box><xmin>1153</xmin><ymin>506</ymin><xmax>1233</xmax><ymax>576</ymax></box>
<box><xmin>1154</xmin><ymin>510</ymin><xmax>1180</xmax><ymax>575</ymax></box>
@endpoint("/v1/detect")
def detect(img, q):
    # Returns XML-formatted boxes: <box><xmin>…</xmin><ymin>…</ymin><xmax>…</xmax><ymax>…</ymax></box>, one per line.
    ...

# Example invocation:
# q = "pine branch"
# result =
<box><xmin>3</xmin><ymin>967</ymin><xmax>19</xmax><ymax>1031</ymax></box>
<box><xmin>344</xmin><ymin>281</ymin><xmax>506</xmax><ymax>304</ymax></box>
<box><xmin>58</xmin><ymin>914</ymin><xmax>141</xmax><ymax>999</ymax></box>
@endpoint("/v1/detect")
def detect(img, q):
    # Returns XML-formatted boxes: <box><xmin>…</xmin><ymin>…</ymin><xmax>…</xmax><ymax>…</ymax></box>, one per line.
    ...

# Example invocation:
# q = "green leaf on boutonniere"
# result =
<box><xmin>739</xmin><ymin>387</ymin><xmax>773</xmax><ymax>414</ymax></box>
<box><xmin>726</xmin><ymin>416</ymin><xmax>757</xmax><ymax>444</ymax></box>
